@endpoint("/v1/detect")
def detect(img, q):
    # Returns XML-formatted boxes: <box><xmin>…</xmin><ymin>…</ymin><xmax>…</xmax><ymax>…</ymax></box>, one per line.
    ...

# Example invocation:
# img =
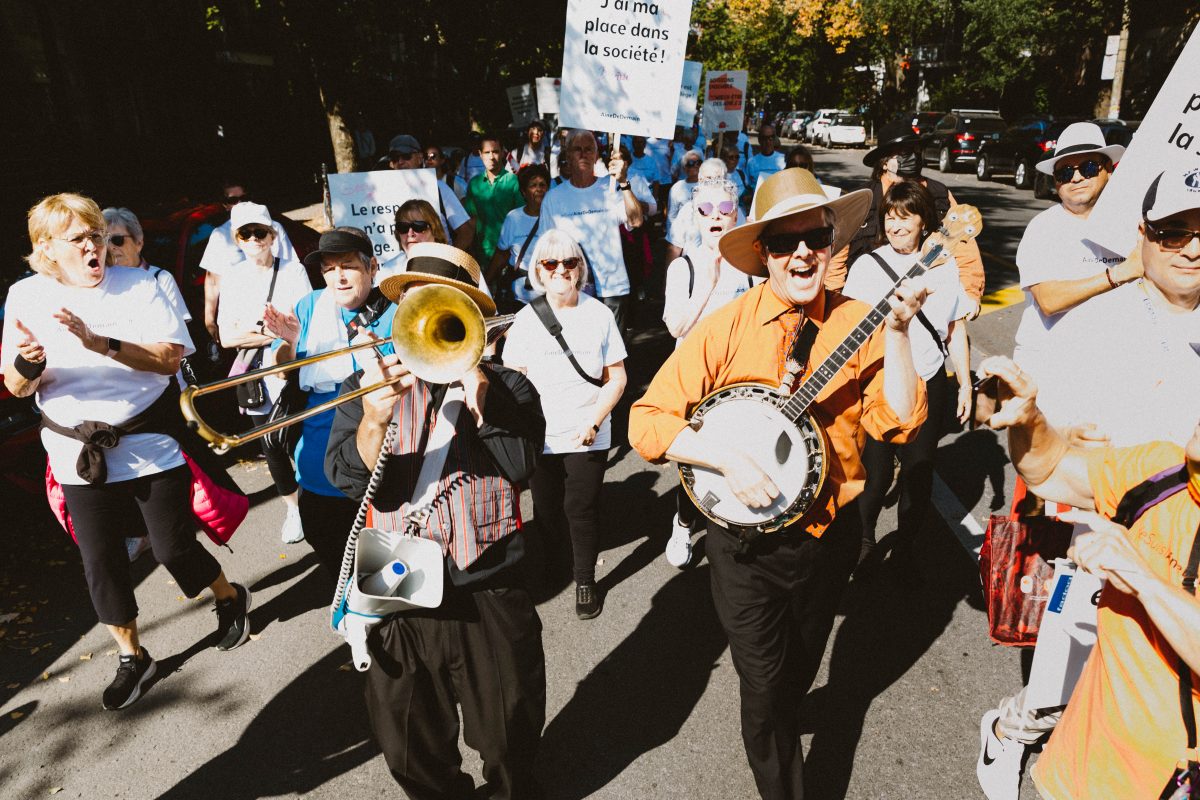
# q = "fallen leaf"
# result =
<box><xmin>176</xmin><ymin>596</ymin><xmax>185</xmax><ymax>601</ymax></box>
<box><xmin>248</xmin><ymin>633</ymin><xmax>261</xmax><ymax>641</ymax></box>
<box><xmin>57</xmin><ymin>676</ymin><xmax>70</xmax><ymax>683</ymax></box>
<box><xmin>278</xmin><ymin>554</ymin><xmax>287</xmax><ymax>559</ymax></box>
<box><xmin>9</xmin><ymin>710</ymin><xmax>23</xmax><ymax>719</ymax></box>
<box><xmin>79</xmin><ymin>653</ymin><xmax>92</xmax><ymax>661</ymax></box>
<box><xmin>49</xmin><ymin>788</ymin><xmax>62</xmax><ymax>795</ymax></box>
<box><xmin>166</xmin><ymin>580</ymin><xmax>176</xmax><ymax>586</ymax></box>
<box><xmin>41</xmin><ymin>672</ymin><xmax>49</xmax><ymax>681</ymax></box>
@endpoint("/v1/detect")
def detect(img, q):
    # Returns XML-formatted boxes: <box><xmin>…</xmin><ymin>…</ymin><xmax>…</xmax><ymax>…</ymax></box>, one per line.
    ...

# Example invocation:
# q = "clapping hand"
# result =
<box><xmin>262</xmin><ymin>303</ymin><xmax>300</xmax><ymax>346</ymax></box>
<box><xmin>12</xmin><ymin>320</ymin><xmax>45</xmax><ymax>363</ymax></box>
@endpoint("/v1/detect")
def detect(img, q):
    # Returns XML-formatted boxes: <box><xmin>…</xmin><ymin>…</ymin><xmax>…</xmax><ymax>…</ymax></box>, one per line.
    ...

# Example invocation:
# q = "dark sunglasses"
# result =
<box><xmin>697</xmin><ymin>200</ymin><xmax>737</xmax><ymax>218</ymax></box>
<box><xmin>759</xmin><ymin>226</ymin><xmax>835</xmax><ymax>255</ymax></box>
<box><xmin>224</xmin><ymin>194</ymin><xmax>249</xmax><ymax>205</ymax></box>
<box><xmin>236</xmin><ymin>226</ymin><xmax>272</xmax><ymax>241</ymax></box>
<box><xmin>395</xmin><ymin>220</ymin><xmax>431</xmax><ymax>235</ymax></box>
<box><xmin>108</xmin><ymin>234</ymin><xmax>134</xmax><ymax>247</ymax></box>
<box><xmin>1053</xmin><ymin>159</ymin><xmax>1104</xmax><ymax>184</ymax></box>
<box><xmin>684</xmin><ymin>160</ymin><xmax>701</xmax><ymax>168</ymax></box>
<box><xmin>539</xmin><ymin>257</ymin><xmax>581</xmax><ymax>270</ymax></box>
<box><xmin>1145</xmin><ymin>222</ymin><xmax>1200</xmax><ymax>252</ymax></box>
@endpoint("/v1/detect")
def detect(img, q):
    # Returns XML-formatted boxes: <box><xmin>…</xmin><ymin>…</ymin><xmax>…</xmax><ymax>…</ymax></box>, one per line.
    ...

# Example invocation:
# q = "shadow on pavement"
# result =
<box><xmin>537</xmin><ymin>564</ymin><xmax>728</xmax><ymax>799</ymax></box>
<box><xmin>937</xmin><ymin>428</ymin><xmax>1010</xmax><ymax>513</ymax></box>
<box><xmin>154</xmin><ymin>647</ymin><xmax>377</xmax><ymax>800</ymax></box>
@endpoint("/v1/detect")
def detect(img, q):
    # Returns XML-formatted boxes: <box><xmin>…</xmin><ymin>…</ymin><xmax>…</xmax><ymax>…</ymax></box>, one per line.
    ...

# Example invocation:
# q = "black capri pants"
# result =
<box><xmin>61</xmin><ymin>465</ymin><xmax>222</xmax><ymax>625</ymax></box>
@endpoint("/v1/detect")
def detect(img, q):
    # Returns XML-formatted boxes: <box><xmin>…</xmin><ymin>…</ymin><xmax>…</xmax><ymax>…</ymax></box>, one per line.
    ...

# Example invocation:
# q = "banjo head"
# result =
<box><xmin>679</xmin><ymin>382</ymin><xmax>827</xmax><ymax>534</ymax></box>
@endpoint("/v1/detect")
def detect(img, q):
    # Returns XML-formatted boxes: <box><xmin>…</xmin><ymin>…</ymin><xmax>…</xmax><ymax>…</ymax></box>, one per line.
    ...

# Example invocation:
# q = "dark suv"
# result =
<box><xmin>975</xmin><ymin>116</ymin><xmax>1083</xmax><ymax>189</ymax></box>
<box><xmin>877</xmin><ymin>110</ymin><xmax>945</xmax><ymax>143</ymax></box>
<box><xmin>921</xmin><ymin>111</ymin><xmax>1007</xmax><ymax>173</ymax></box>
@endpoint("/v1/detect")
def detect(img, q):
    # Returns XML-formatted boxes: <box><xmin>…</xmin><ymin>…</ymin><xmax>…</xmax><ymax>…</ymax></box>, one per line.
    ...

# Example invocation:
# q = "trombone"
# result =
<box><xmin>180</xmin><ymin>284</ymin><xmax>514</xmax><ymax>453</ymax></box>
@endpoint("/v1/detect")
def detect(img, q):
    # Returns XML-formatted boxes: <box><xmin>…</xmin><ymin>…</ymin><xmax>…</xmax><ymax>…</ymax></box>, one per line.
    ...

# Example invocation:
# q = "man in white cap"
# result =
<box><xmin>387</xmin><ymin>133</ymin><xmax>476</xmax><ymax>252</ymax></box>
<box><xmin>976</xmin><ymin>165</ymin><xmax>1200</xmax><ymax>800</ymax></box>
<box><xmin>629</xmin><ymin>168</ymin><xmax>930</xmax><ymax>799</ymax></box>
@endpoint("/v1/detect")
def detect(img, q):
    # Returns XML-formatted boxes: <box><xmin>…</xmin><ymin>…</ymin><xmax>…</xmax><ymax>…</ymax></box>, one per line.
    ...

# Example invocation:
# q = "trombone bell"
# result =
<box><xmin>394</xmin><ymin>284</ymin><xmax>486</xmax><ymax>385</ymax></box>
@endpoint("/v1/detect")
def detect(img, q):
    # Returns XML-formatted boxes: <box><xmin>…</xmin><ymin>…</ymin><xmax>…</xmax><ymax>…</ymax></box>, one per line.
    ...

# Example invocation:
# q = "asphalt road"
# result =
<box><xmin>0</xmin><ymin>146</ymin><xmax>1052</xmax><ymax>800</ymax></box>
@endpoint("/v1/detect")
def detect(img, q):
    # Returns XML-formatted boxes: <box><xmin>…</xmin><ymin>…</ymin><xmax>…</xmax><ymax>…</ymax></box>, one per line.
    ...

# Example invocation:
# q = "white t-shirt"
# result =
<box><xmin>746</xmin><ymin>151</ymin><xmax>786</xmax><ymax>189</ymax></box>
<box><xmin>663</xmin><ymin>247</ymin><xmax>758</xmax><ymax>347</ymax></box>
<box><xmin>843</xmin><ymin>245</ymin><xmax>972</xmax><ymax>380</ymax></box>
<box><xmin>629</xmin><ymin>173</ymin><xmax>658</xmax><ymax>217</ymax></box>
<box><xmin>666</xmin><ymin>179</ymin><xmax>698</xmax><ymax>240</ymax></box>
<box><xmin>1</xmin><ymin>270</ymin><xmax>194</xmax><ymax>485</ymax></box>
<box><xmin>496</xmin><ymin>207</ymin><xmax>542</xmax><ymax>269</ymax></box>
<box><xmin>647</xmin><ymin>138</ymin><xmax>672</xmax><ymax>183</ymax></box>
<box><xmin>1013</xmin><ymin>203</ymin><xmax>1125</xmax><ymax>364</ymax></box>
<box><xmin>199</xmin><ymin>219</ymin><xmax>297</xmax><ymax>275</ymax></box>
<box><xmin>435</xmin><ymin>180</ymin><xmax>471</xmax><ymax>234</ymax></box>
<box><xmin>629</xmin><ymin>153</ymin><xmax>665</xmax><ymax>186</ymax></box>
<box><xmin>502</xmin><ymin>294</ymin><xmax>627</xmax><ymax>453</ymax></box>
<box><xmin>540</xmin><ymin>179</ymin><xmax>630</xmax><ymax>298</ymax></box>
<box><xmin>667</xmin><ymin>200</ymin><xmax>748</xmax><ymax>251</ymax></box>
<box><xmin>139</xmin><ymin>265</ymin><xmax>191</xmax><ymax>322</ymax></box>
<box><xmin>1031</xmin><ymin>281</ymin><xmax>1200</xmax><ymax>447</ymax></box>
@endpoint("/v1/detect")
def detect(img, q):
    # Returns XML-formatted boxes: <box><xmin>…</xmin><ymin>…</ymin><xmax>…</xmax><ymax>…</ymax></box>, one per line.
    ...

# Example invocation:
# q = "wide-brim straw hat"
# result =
<box><xmin>1035</xmin><ymin>122</ymin><xmax>1125</xmax><ymax>175</ymax></box>
<box><xmin>719</xmin><ymin>168</ymin><xmax>872</xmax><ymax>277</ymax></box>
<box><xmin>378</xmin><ymin>242</ymin><xmax>497</xmax><ymax>317</ymax></box>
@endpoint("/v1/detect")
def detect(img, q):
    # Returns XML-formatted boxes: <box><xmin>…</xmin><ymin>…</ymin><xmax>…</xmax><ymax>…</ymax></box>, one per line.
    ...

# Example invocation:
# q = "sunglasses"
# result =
<box><xmin>684</xmin><ymin>160</ymin><xmax>701</xmax><ymax>168</ymax></box>
<box><xmin>395</xmin><ymin>220</ymin><xmax>431</xmax><ymax>235</ymax></box>
<box><xmin>539</xmin><ymin>257</ymin><xmax>581</xmax><ymax>271</ymax></box>
<box><xmin>1145</xmin><ymin>222</ymin><xmax>1200</xmax><ymax>252</ymax></box>
<box><xmin>224</xmin><ymin>194</ymin><xmax>249</xmax><ymax>205</ymax></box>
<box><xmin>108</xmin><ymin>234</ymin><xmax>134</xmax><ymax>247</ymax></box>
<box><xmin>1053</xmin><ymin>159</ymin><xmax>1104</xmax><ymax>184</ymax></box>
<box><xmin>759</xmin><ymin>226</ymin><xmax>835</xmax><ymax>255</ymax></box>
<box><xmin>236</xmin><ymin>226</ymin><xmax>272</xmax><ymax>241</ymax></box>
<box><xmin>697</xmin><ymin>200</ymin><xmax>737</xmax><ymax>218</ymax></box>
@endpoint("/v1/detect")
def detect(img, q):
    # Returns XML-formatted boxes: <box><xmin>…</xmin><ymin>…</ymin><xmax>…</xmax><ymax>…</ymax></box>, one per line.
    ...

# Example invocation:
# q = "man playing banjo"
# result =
<box><xmin>629</xmin><ymin>167</ymin><xmax>931</xmax><ymax>800</ymax></box>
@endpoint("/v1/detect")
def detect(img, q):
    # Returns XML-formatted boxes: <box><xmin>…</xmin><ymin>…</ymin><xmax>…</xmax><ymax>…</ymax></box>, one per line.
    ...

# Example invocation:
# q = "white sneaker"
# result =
<box><xmin>281</xmin><ymin>505</ymin><xmax>305</xmax><ymax>544</ymax></box>
<box><xmin>125</xmin><ymin>537</ymin><xmax>152</xmax><ymax>562</ymax></box>
<box><xmin>976</xmin><ymin>709</ymin><xmax>1024</xmax><ymax>800</ymax></box>
<box><xmin>665</xmin><ymin>515</ymin><xmax>694</xmax><ymax>568</ymax></box>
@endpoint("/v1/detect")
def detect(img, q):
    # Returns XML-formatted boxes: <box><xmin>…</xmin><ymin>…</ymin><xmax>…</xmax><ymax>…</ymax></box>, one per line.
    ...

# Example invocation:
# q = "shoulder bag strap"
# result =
<box><xmin>869</xmin><ymin>252</ymin><xmax>946</xmax><ymax>356</ymax></box>
<box><xmin>529</xmin><ymin>295</ymin><xmax>604</xmax><ymax>387</ymax></box>
<box><xmin>1111</xmin><ymin>464</ymin><xmax>1189</xmax><ymax>527</ymax></box>
<box><xmin>514</xmin><ymin>216</ymin><xmax>541</xmax><ymax>271</ymax></box>
<box><xmin>791</xmin><ymin>317</ymin><xmax>819</xmax><ymax>369</ymax></box>
<box><xmin>265</xmin><ymin>256</ymin><xmax>280</xmax><ymax>305</ymax></box>
<box><xmin>683</xmin><ymin>254</ymin><xmax>694</xmax><ymax>298</ymax></box>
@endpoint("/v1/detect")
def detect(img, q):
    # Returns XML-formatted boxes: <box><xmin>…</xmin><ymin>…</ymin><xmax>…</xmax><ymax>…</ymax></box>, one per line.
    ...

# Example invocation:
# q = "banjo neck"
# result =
<box><xmin>779</xmin><ymin>241</ymin><xmax>945</xmax><ymax>422</ymax></box>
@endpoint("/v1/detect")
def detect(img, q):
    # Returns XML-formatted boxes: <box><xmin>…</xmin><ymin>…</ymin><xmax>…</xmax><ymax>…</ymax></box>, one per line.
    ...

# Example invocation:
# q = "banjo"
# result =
<box><xmin>679</xmin><ymin>204</ymin><xmax>983</xmax><ymax>534</ymax></box>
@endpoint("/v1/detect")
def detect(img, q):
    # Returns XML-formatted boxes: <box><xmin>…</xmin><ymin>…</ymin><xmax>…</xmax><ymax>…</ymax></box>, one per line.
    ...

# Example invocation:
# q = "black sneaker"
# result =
<box><xmin>102</xmin><ymin>647</ymin><xmax>157</xmax><ymax>710</ymax></box>
<box><xmin>576</xmin><ymin>582</ymin><xmax>603</xmax><ymax>620</ymax></box>
<box><xmin>214</xmin><ymin>583</ymin><xmax>252</xmax><ymax>651</ymax></box>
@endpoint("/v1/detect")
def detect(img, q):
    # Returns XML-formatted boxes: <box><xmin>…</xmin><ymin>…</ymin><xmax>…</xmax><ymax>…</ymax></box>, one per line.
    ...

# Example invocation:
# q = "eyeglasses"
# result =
<box><xmin>395</xmin><ymin>220</ymin><xmax>431</xmax><ymax>235</ymax></box>
<box><xmin>759</xmin><ymin>226</ymin><xmax>835</xmax><ymax>255</ymax></box>
<box><xmin>236</xmin><ymin>226</ymin><xmax>272</xmax><ymax>241</ymax></box>
<box><xmin>1053</xmin><ymin>159</ymin><xmax>1104</xmax><ymax>184</ymax></box>
<box><xmin>539</xmin><ymin>257</ymin><xmax>581</xmax><ymax>271</ymax></box>
<box><xmin>1145</xmin><ymin>222</ymin><xmax>1200</xmax><ymax>251</ymax></box>
<box><xmin>53</xmin><ymin>231</ymin><xmax>105</xmax><ymax>249</ymax></box>
<box><xmin>108</xmin><ymin>234</ymin><xmax>134</xmax><ymax>247</ymax></box>
<box><xmin>224</xmin><ymin>194</ymin><xmax>249</xmax><ymax>205</ymax></box>
<box><xmin>697</xmin><ymin>200</ymin><xmax>737</xmax><ymax>217</ymax></box>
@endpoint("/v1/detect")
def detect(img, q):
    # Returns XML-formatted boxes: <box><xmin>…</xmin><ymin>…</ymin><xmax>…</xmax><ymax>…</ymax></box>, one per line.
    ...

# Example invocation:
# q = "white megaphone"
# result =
<box><xmin>332</xmin><ymin>527</ymin><xmax>444</xmax><ymax>671</ymax></box>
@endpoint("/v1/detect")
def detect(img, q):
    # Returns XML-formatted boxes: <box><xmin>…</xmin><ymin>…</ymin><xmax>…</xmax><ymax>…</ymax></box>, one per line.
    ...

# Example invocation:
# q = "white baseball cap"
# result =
<box><xmin>1142</xmin><ymin>167</ymin><xmax>1200</xmax><ymax>222</ymax></box>
<box><xmin>230</xmin><ymin>201</ymin><xmax>273</xmax><ymax>230</ymax></box>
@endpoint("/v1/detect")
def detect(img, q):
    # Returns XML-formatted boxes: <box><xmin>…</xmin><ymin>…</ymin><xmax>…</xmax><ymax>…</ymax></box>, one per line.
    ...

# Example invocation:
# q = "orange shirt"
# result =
<box><xmin>628</xmin><ymin>282</ymin><xmax>927</xmax><ymax>538</ymax></box>
<box><xmin>1032</xmin><ymin>442</ymin><xmax>1200</xmax><ymax>800</ymax></box>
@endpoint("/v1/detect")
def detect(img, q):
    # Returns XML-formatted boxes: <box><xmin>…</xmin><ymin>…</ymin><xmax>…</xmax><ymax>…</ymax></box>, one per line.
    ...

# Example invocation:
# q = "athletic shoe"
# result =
<box><xmin>125</xmin><ymin>536</ymin><xmax>152</xmax><ymax>562</ymax></box>
<box><xmin>102</xmin><ymin>647</ymin><xmax>157</xmax><ymax>710</ymax></box>
<box><xmin>281</xmin><ymin>504</ymin><xmax>305</xmax><ymax>544</ymax></box>
<box><xmin>576</xmin><ymin>582</ymin><xmax>603</xmax><ymax>620</ymax></box>
<box><xmin>214</xmin><ymin>583</ymin><xmax>252</xmax><ymax>651</ymax></box>
<box><xmin>976</xmin><ymin>709</ymin><xmax>1024</xmax><ymax>800</ymax></box>
<box><xmin>665</xmin><ymin>515</ymin><xmax>694</xmax><ymax>568</ymax></box>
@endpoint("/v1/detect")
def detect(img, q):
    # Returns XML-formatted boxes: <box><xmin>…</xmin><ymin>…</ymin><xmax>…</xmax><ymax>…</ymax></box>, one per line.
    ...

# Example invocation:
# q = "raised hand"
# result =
<box><xmin>53</xmin><ymin>308</ymin><xmax>105</xmax><ymax>354</ymax></box>
<box><xmin>13</xmin><ymin>320</ymin><xmax>45</xmax><ymax>363</ymax></box>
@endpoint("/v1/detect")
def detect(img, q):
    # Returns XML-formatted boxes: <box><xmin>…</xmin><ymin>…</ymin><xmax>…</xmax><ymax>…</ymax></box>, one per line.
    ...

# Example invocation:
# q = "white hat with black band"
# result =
<box><xmin>1035</xmin><ymin>122</ymin><xmax>1125</xmax><ymax>175</ymax></box>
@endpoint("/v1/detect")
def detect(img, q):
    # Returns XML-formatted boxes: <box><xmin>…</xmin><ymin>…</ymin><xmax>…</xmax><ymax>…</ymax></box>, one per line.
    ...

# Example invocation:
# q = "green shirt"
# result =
<box><xmin>465</xmin><ymin>171</ymin><xmax>523</xmax><ymax>260</ymax></box>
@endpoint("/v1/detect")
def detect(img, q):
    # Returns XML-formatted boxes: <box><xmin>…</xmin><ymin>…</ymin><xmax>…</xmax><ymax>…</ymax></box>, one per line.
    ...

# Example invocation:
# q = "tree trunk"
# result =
<box><xmin>320</xmin><ymin>87</ymin><xmax>358</xmax><ymax>174</ymax></box>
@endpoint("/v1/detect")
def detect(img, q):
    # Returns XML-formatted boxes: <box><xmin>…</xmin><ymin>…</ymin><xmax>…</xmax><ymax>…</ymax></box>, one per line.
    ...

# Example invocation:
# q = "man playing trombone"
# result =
<box><xmin>324</xmin><ymin>242</ymin><xmax>549</xmax><ymax>800</ymax></box>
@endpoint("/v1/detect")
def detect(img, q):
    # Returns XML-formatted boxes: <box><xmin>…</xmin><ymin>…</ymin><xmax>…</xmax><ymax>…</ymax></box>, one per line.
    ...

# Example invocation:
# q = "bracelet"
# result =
<box><xmin>1104</xmin><ymin>266</ymin><xmax>1118</xmax><ymax>290</ymax></box>
<box><xmin>14</xmin><ymin>353</ymin><xmax>46</xmax><ymax>380</ymax></box>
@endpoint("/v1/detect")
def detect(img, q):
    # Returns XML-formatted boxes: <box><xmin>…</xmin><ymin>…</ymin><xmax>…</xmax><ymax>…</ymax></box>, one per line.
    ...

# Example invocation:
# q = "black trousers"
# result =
<box><xmin>529</xmin><ymin>450</ymin><xmax>607</xmax><ymax>585</ymax></box>
<box><xmin>297</xmin><ymin>490</ymin><xmax>358</xmax><ymax>582</ymax></box>
<box><xmin>62</xmin><ymin>465</ymin><xmax>222</xmax><ymax>625</ymax></box>
<box><xmin>364</xmin><ymin>587</ymin><xmax>546</xmax><ymax>800</ymax></box>
<box><xmin>857</xmin><ymin>368</ymin><xmax>952</xmax><ymax>546</ymax></box>
<box><xmin>707</xmin><ymin>503</ymin><xmax>862</xmax><ymax>800</ymax></box>
<box><xmin>259</xmin><ymin>433</ymin><xmax>299</xmax><ymax>496</ymax></box>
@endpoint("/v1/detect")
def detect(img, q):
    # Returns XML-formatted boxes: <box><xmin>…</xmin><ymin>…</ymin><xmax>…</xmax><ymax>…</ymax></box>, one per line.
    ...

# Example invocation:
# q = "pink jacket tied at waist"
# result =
<box><xmin>45</xmin><ymin>453</ymin><xmax>248</xmax><ymax>546</ymax></box>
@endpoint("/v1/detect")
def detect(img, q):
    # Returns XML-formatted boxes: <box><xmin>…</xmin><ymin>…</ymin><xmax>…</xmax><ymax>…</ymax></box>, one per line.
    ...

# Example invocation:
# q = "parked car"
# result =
<box><xmin>805</xmin><ymin>108</ymin><xmax>846</xmax><ymax>144</ymax></box>
<box><xmin>922</xmin><ymin>110</ymin><xmax>1007</xmax><ymax>173</ymax></box>
<box><xmin>975</xmin><ymin>116</ymin><xmax>1083</xmax><ymax>189</ymax></box>
<box><xmin>820</xmin><ymin>113</ymin><xmax>867</xmax><ymax>148</ymax></box>
<box><xmin>0</xmin><ymin>289</ymin><xmax>43</xmax><ymax>495</ymax></box>
<box><xmin>877</xmin><ymin>110</ymin><xmax>945</xmax><ymax>142</ymax></box>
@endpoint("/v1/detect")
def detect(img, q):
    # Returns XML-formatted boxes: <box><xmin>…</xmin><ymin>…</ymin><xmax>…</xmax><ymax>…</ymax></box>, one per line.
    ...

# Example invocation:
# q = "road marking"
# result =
<box><xmin>979</xmin><ymin>286</ymin><xmax>1024</xmax><ymax>316</ymax></box>
<box><xmin>932</xmin><ymin>473</ymin><xmax>987</xmax><ymax>560</ymax></box>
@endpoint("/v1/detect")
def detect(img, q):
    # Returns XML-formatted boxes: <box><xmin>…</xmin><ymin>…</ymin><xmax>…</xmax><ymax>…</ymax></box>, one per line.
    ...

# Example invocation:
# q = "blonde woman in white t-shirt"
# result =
<box><xmin>661</xmin><ymin>177</ymin><xmax>760</xmax><ymax>568</ymax></box>
<box><xmin>1</xmin><ymin>193</ymin><xmax>251</xmax><ymax>711</ymax></box>
<box><xmin>501</xmin><ymin>229</ymin><xmax>628</xmax><ymax>620</ymax></box>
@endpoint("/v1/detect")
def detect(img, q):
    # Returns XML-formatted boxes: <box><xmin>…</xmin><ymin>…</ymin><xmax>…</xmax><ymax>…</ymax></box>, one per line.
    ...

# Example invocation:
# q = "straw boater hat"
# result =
<box><xmin>378</xmin><ymin>242</ymin><xmax>497</xmax><ymax>317</ymax></box>
<box><xmin>1035</xmin><ymin>122</ymin><xmax>1125</xmax><ymax>175</ymax></box>
<box><xmin>719</xmin><ymin>168</ymin><xmax>872</xmax><ymax>277</ymax></box>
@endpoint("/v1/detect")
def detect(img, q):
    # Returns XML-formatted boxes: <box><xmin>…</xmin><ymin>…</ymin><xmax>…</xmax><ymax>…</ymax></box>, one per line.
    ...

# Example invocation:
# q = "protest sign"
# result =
<box><xmin>702</xmin><ymin>69</ymin><xmax>748</xmax><ymax>139</ymax></box>
<box><xmin>557</xmin><ymin>0</ymin><xmax>694</xmax><ymax>139</ymax></box>
<box><xmin>1026</xmin><ymin>560</ymin><xmax>1102</xmax><ymax>710</ymax></box>
<box><xmin>507</xmin><ymin>84</ymin><xmax>538</xmax><ymax>128</ymax></box>
<box><xmin>676</xmin><ymin>60</ymin><xmax>702</xmax><ymax>128</ymax></box>
<box><xmin>536</xmin><ymin>76</ymin><xmax>562</xmax><ymax>115</ymax></box>
<box><xmin>1085</xmin><ymin>24</ymin><xmax>1200</xmax><ymax>256</ymax></box>
<box><xmin>328</xmin><ymin>169</ymin><xmax>440</xmax><ymax>260</ymax></box>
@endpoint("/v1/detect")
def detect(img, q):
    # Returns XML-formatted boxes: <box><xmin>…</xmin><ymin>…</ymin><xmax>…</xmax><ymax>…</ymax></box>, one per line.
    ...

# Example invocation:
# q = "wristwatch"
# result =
<box><xmin>591</xmin><ymin>423</ymin><xmax>600</xmax><ymax>434</ymax></box>
<box><xmin>106</xmin><ymin>337</ymin><xmax>122</xmax><ymax>357</ymax></box>
<box><xmin>617</xmin><ymin>182</ymin><xmax>631</xmax><ymax>192</ymax></box>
